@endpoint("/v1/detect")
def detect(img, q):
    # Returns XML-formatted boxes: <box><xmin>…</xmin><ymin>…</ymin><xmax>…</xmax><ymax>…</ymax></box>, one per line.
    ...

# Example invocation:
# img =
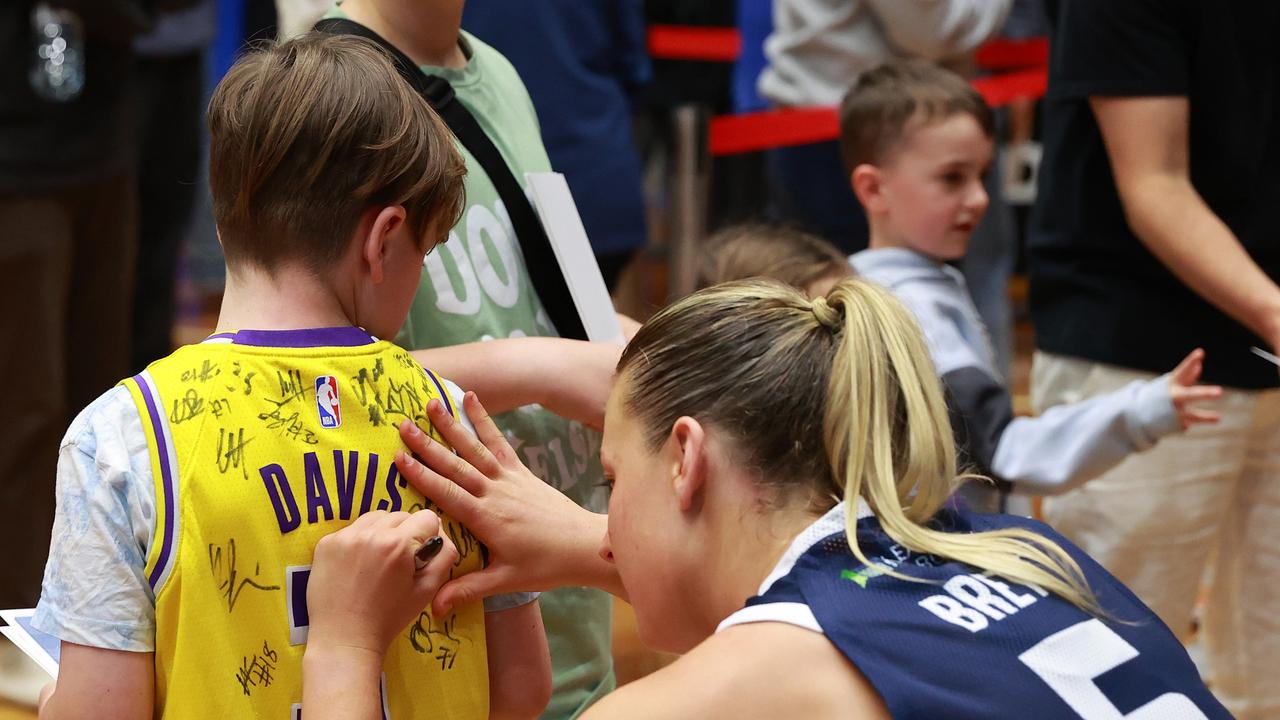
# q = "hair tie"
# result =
<box><xmin>810</xmin><ymin>296</ymin><xmax>841</xmax><ymax>331</ymax></box>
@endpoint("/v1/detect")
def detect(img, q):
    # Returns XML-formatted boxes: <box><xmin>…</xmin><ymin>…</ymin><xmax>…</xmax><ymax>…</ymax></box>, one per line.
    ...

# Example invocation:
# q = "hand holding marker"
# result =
<box><xmin>415</xmin><ymin>535</ymin><xmax>445</xmax><ymax>570</ymax></box>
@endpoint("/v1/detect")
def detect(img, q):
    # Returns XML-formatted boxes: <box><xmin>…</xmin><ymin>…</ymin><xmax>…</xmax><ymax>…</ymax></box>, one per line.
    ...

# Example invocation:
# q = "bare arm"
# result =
<box><xmin>485</xmin><ymin>602</ymin><xmax>552</xmax><ymax>720</ymax></box>
<box><xmin>1092</xmin><ymin>96</ymin><xmax>1280</xmax><ymax>350</ymax></box>
<box><xmin>582</xmin><ymin>623</ymin><xmax>890</xmax><ymax>720</ymax></box>
<box><xmin>39</xmin><ymin>644</ymin><xmax>153</xmax><ymax>720</ymax></box>
<box><xmin>411</xmin><ymin>338</ymin><xmax>620</xmax><ymax>430</ymax></box>
<box><xmin>301</xmin><ymin>645</ymin><xmax>383</xmax><ymax>720</ymax></box>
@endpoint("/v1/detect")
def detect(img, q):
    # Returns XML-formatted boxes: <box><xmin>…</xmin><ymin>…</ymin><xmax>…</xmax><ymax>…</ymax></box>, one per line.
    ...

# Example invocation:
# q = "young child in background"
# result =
<box><xmin>841</xmin><ymin>60</ymin><xmax>1223</xmax><ymax>510</ymax></box>
<box><xmin>33</xmin><ymin>33</ymin><xmax>549</xmax><ymax>719</ymax></box>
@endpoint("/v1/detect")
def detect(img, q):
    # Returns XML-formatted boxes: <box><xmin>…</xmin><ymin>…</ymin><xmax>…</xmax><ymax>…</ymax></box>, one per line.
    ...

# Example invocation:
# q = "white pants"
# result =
<box><xmin>1033</xmin><ymin>351</ymin><xmax>1280</xmax><ymax>720</ymax></box>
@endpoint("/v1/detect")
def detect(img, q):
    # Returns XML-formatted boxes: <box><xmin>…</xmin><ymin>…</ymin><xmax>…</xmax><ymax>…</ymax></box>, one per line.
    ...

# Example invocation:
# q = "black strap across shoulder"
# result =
<box><xmin>314</xmin><ymin>17</ymin><xmax>588</xmax><ymax>341</ymax></box>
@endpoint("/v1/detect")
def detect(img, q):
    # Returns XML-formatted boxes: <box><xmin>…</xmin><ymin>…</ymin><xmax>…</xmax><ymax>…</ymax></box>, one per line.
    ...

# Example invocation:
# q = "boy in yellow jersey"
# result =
<box><xmin>31</xmin><ymin>32</ymin><xmax>551</xmax><ymax>720</ymax></box>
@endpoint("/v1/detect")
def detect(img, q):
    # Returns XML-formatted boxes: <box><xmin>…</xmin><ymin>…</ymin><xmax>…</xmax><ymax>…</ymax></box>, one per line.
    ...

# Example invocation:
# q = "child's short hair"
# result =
<box><xmin>839</xmin><ymin>59</ymin><xmax>994</xmax><ymax>171</ymax></box>
<box><xmin>697</xmin><ymin>223</ymin><xmax>853</xmax><ymax>291</ymax></box>
<box><xmin>208</xmin><ymin>33</ymin><xmax>466</xmax><ymax>274</ymax></box>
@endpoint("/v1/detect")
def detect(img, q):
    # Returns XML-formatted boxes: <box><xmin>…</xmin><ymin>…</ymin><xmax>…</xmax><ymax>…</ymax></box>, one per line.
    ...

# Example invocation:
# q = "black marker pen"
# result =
<box><xmin>415</xmin><ymin>536</ymin><xmax>444</xmax><ymax>570</ymax></box>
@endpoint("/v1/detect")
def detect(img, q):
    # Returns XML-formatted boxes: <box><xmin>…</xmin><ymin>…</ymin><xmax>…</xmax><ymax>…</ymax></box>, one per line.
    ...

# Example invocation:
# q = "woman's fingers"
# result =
<box><xmin>399</xmin><ymin>420</ymin><xmax>490</xmax><ymax>497</ymax></box>
<box><xmin>432</xmin><ymin>564</ymin><xmax>519</xmax><ymax>617</ymax></box>
<box><xmin>395</xmin><ymin>450</ymin><xmax>480</xmax><ymax>524</ymax></box>
<box><xmin>423</xmin><ymin>398</ymin><xmax>503</xmax><ymax>477</ymax></box>
<box><xmin>461</xmin><ymin>392</ymin><xmax>522</xmax><ymax>468</ymax></box>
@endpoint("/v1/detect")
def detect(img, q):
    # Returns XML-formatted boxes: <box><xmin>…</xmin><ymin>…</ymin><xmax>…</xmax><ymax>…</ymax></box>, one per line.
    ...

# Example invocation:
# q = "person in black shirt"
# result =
<box><xmin>1027</xmin><ymin>2</ymin><xmax>1280</xmax><ymax>717</ymax></box>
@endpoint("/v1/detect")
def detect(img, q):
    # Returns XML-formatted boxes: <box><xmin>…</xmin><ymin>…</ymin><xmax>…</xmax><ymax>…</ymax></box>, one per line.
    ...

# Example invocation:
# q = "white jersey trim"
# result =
<box><xmin>136</xmin><ymin>370</ymin><xmax>181</xmax><ymax>596</ymax></box>
<box><xmin>756</xmin><ymin>499</ymin><xmax>871</xmax><ymax>595</ymax></box>
<box><xmin>716</xmin><ymin>602</ymin><xmax>823</xmax><ymax>635</ymax></box>
<box><xmin>716</xmin><ymin>501</ymin><xmax>874</xmax><ymax>637</ymax></box>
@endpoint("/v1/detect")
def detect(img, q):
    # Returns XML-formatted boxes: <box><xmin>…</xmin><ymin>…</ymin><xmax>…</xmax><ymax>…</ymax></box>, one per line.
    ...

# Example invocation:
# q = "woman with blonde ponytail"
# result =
<box><xmin>304</xmin><ymin>279</ymin><xmax>1229</xmax><ymax>719</ymax></box>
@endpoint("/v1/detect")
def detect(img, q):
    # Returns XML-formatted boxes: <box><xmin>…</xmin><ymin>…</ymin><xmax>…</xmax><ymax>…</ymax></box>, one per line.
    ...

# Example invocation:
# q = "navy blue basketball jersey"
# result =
<box><xmin>717</xmin><ymin>503</ymin><xmax>1230</xmax><ymax>719</ymax></box>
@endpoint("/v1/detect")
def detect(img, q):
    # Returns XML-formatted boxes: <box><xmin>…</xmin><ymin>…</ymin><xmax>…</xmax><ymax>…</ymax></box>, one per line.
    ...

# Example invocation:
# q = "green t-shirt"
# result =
<box><xmin>324</xmin><ymin>11</ymin><xmax>616</xmax><ymax>718</ymax></box>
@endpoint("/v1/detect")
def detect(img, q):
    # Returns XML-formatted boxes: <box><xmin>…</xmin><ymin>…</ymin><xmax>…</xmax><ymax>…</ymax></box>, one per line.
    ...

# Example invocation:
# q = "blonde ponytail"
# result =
<box><xmin>823</xmin><ymin>280</ymin><xmax>1103</xmax><ymax>615</ymax></box>
<box><xmin>617</xmin><ymin>278</ymin><xmax>1103</xmax><ymax>616</ymax></box>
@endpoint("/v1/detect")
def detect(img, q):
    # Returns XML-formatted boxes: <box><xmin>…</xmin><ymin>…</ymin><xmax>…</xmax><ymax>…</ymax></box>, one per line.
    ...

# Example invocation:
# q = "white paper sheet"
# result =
<box><xmin>1</xmin><ymin>608</ymin><xmax>59</xmax><ymax>678</ymax></box>
<box><xmin>524</xmin><ymin>172</ymin><xmax>625</xmax><ymax>346</ymax></box>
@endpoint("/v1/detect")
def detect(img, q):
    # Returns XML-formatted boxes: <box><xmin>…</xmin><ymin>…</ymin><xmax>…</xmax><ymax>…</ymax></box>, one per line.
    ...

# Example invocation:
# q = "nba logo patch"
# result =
<box><xmin>315</xmin><ymin>376</ymin><xmax>341</xmax><ymax>429</ymax></box>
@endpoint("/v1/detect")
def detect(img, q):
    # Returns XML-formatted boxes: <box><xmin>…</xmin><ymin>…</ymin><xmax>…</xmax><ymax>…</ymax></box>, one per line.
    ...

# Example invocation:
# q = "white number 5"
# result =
<box><xmin>1019</xmin><ymin>619</ymin><xmax>1209</xmax><ymax>719</ymax></box>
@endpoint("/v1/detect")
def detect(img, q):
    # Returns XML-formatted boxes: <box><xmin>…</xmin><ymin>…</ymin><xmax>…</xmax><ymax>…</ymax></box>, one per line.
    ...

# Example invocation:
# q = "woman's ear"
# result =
<box><xmin>667</xmin><ymin>416</ymin><xmax>707</xmax><ymax>512</ymax></box>
<box><xmin>850</xmin><ymin>164</ymin><xmax>884</xmax><ymax>213</ymax></box>
<box><xmin>362</xmin><ymin>205</ymin><xmax>407</xmax><ymax>284</ymax></box>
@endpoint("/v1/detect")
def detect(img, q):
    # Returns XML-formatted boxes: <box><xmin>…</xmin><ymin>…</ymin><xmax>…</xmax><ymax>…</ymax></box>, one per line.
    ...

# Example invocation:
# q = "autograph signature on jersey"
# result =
<box><xmin>409</xmin><ymin>611</ymin><xmax>465</xmax><ymax>671</ymax></box>
<box><xmin>209</xmin><ymin>539</ymin><xmax>281</xmax><ymax>613</ymax></box>
<box><xmin>216</xmin><ymin>427</ymin><xmax>253</xmax><ymax>479</ymax></box>
<box><xmin>235</xmin><ymin>640</ymin><xmax>279</xmax><ymax>697</ymax></box>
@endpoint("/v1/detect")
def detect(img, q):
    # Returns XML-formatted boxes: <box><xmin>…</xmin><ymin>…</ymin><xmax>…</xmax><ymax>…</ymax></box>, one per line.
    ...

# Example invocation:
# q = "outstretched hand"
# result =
<box><xmin>1168</xmin><ymin>348</ymin><xmax>1223</xmax><ymax>429</ymax></box>
<box><xmin>394</xmin><ymin>393</ymin><xmax>622</xmax><ymax>616</ymax></box>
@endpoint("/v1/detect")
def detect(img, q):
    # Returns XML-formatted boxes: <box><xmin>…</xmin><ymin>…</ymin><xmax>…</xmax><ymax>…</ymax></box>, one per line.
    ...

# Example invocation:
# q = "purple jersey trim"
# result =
<box><xmin>227</xmin><ymin>327</ymin><xmax>376</xmax><ymax>348</ymax></box>
<box><xmin>135</xmin><ymin>373</ymin><xmax>177</xmax><ymax>590</ymax></box>
<box><xmin>422</xmin><ymin>368</ymin><xmax>455</xmax><ymax>418</ymax></box>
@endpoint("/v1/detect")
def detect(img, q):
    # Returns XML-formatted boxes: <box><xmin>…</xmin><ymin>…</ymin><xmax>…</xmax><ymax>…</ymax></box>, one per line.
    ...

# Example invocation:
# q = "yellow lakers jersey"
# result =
<box><xmin>121</xmin><ymin>327</ymin><xmax>488</xmax><ymax>719</ymax></box>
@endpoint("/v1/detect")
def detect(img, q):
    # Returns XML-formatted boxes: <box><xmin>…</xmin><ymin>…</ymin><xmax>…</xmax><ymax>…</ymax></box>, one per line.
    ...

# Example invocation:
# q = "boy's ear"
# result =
<box><xmin>363</xmin><ymin>205</ymin><xmax>408</xmax><ymax>284</ymax></box>
<box><xmin>851</xmin><ymin>164</ymin><xmax>884</xmax><ymax>212</ymax></box>
<box><xmin>666</xmin><ymin>417</ymin><xmax>707</xmax><ymax>513</ymax></box>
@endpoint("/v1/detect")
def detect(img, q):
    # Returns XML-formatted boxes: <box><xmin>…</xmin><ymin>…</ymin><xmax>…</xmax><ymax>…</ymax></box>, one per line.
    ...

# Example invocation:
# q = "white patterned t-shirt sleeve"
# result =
<box><xmin>439</xmin><ymin>378</ymin><xmax>539</xmax><ymax>613</ymax></box>
<box><xmin>31</xmin><ymin>385</ymin><xmax>158</xmax><ymax>652</ymax></box>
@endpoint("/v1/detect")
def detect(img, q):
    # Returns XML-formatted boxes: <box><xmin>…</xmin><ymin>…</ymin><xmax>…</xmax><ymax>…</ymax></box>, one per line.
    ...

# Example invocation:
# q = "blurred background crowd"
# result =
<box><xmin>2</xmin><ymin>1</ymin><xmax>1277</xmax><ymax>718</ymax></box>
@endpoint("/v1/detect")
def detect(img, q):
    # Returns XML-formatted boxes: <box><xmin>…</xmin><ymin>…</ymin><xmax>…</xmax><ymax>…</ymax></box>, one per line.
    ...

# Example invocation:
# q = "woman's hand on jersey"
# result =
<box><xmin>1167</xmin><ymin>348</ymin><xmax>1224</xmax><ymax>429</ymax></box>
<box><xmin>395</xmin><ymin>393</ymin><xmax>623</xmax><ymax>616</ymax></box>
<box><xmin>306</xmin><ymin>509</ymin><xmax>458</xmax><ymax>657</ymax></box>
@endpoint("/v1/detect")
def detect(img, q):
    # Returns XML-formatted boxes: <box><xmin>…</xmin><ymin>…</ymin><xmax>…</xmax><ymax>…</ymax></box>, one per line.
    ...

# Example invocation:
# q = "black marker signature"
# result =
<box><xmin>257</xmin><ymin>406</ymin><xmax>320</xmax><ymax>445</ymax></box>
<box><xmin>209</xmin><ymin>396</ymin><xmax>233</xmax><ymax>420</ymax></box>
<box><xmin>169</xmin><ymin>388</ymin><xmax>205</xmax><ymax>424</ymax></box>
<box><xmin>409</xmin><ymin>611</ymin><xmax>464</xmax><ymax>670</ymax></box>
<box><xmin>209</xmin><ymin>539</ymin><xmax>281</xmax><ymax>613</ymax></box>
<box><xmin>234</xmin><ymin>640</ymin><xmax>279</xmax><ymax>696</ymax></box>
<box><xmin>216</xmin><ymin>427</ymin><xmax>253</xmax><ymax>478</ymax></box>
<box><xmin>181</xmin><ymin>359</ymin><xmax>221</xmax><ymax>384</ymax></box>
<box><xmin>267</xmin><ymin>369</ymin><xmax>307</xmax><ymax>408</ymax></box>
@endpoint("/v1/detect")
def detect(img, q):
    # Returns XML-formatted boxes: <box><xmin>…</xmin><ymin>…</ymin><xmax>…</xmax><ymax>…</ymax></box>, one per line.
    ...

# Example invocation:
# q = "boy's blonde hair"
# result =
<box><xmin>696</xmin><ymin>224</ymin><xmax>853</xmax><ymax>292</ymax></box>
<box><xmin>208</xmin><ymin>32</ymin><xmax>466</xmax><ymax>274</ymax></box>
<box><xmin>617</xmin><ymin>278</ymin><xmax>1103</xmax><ymax>616</ymax></box>
<box><xmin>839</xmin><ymin>59</ymin><xmax>995</xmax><ymax>171</ymax></box>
